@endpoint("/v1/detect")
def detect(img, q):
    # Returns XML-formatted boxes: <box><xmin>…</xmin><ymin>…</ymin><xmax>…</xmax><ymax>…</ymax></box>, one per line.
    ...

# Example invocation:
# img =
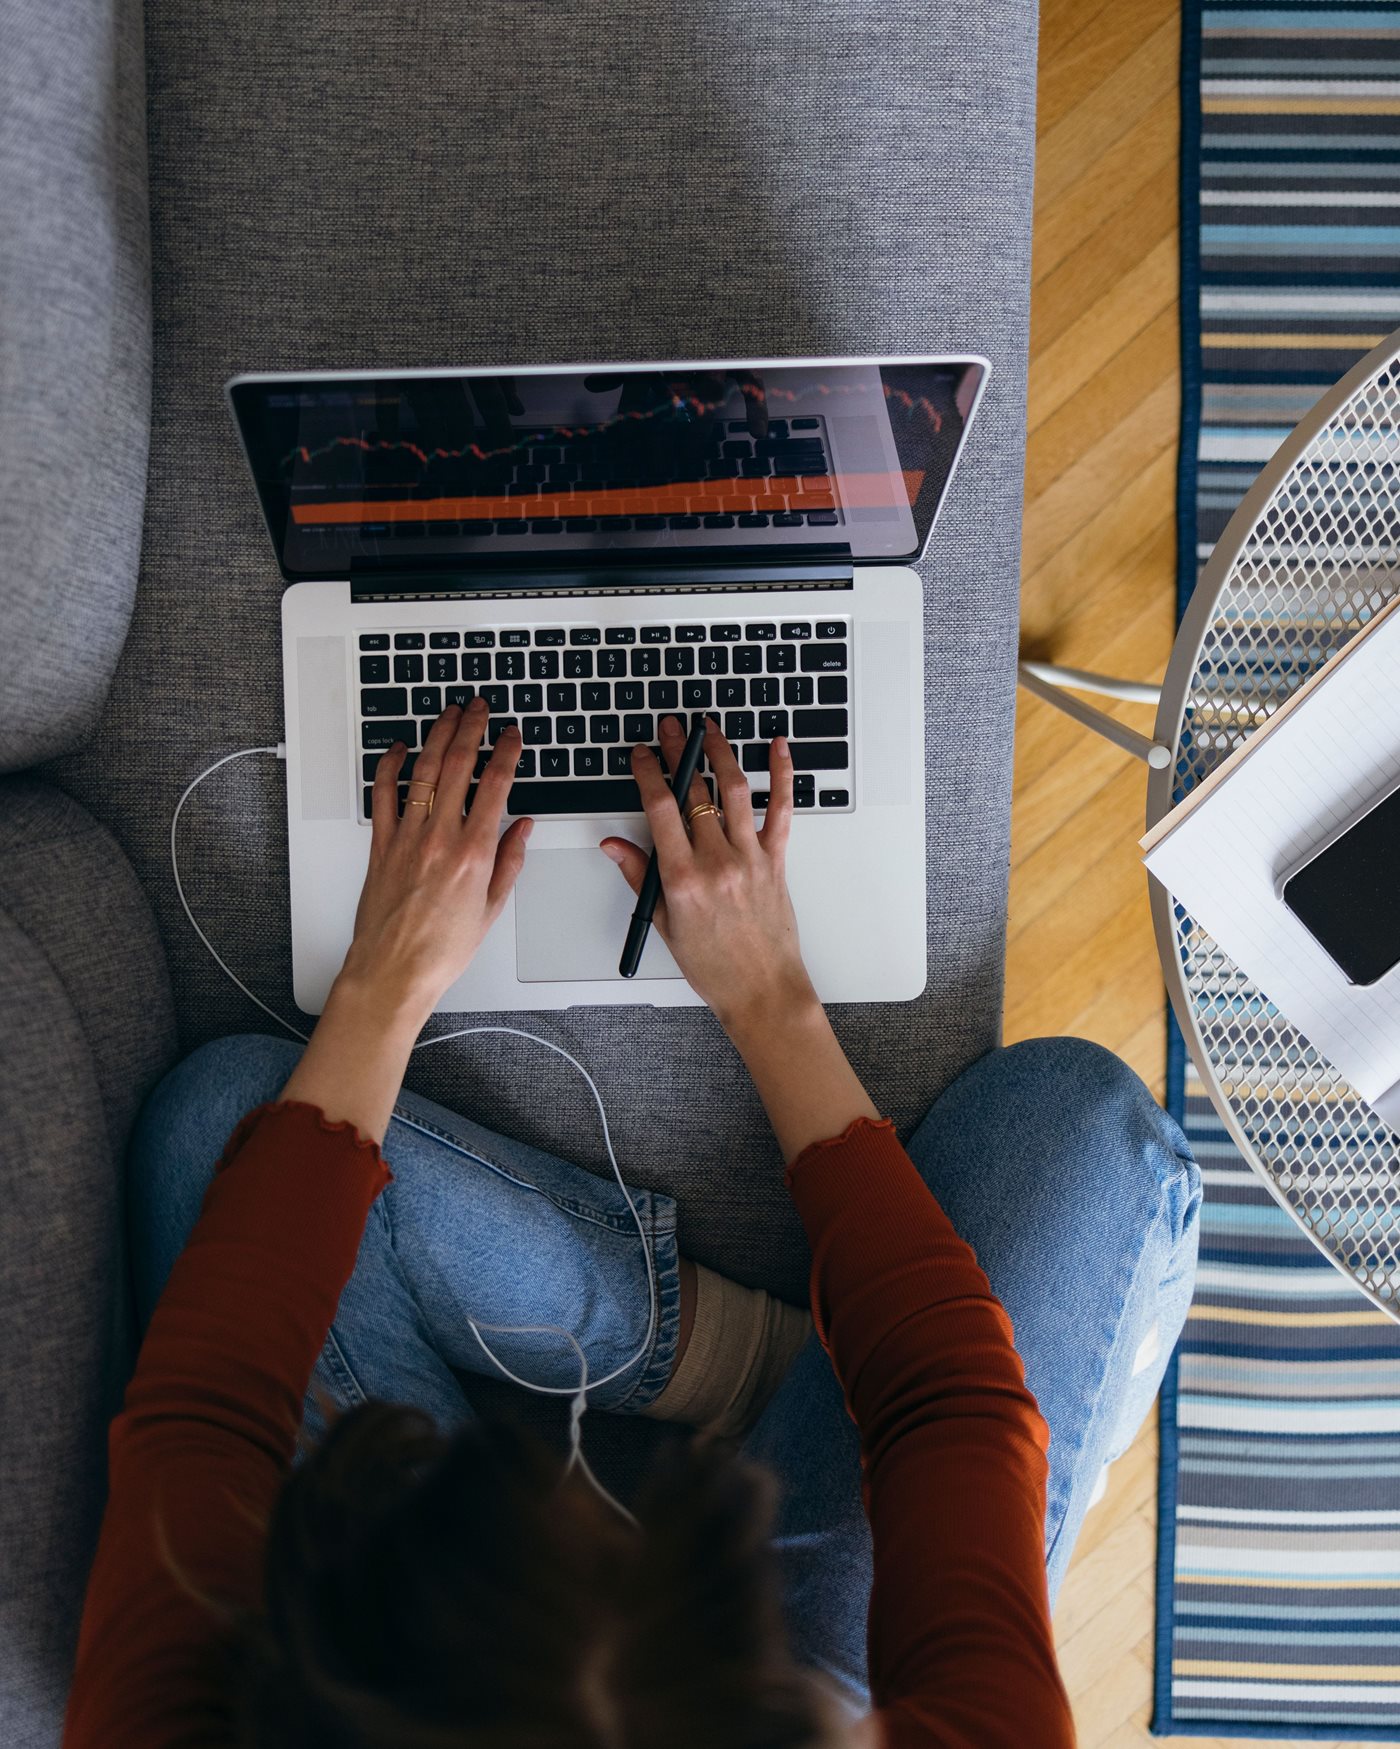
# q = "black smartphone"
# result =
<box><xmin>1282</xmin><ymin>782</ymin><xmax>1400</xmax><ymax>986</ymax></box>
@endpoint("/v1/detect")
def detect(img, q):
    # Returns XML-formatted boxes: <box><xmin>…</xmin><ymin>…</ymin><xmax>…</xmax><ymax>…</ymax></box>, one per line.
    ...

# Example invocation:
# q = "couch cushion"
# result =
<box><xmin>0</xmin><ymin>779</ymin><xmax>175</xmax><ymax>1747</ymax></box>
<box><xmin>49</xmin><ymin>0</ymin><xmax>1038</xmax><ymax>1303</ymax></box>
<box><xmin>0</xmin><ymin>0</ymin><xmax>152</xmax><ymax>771</ymax></box>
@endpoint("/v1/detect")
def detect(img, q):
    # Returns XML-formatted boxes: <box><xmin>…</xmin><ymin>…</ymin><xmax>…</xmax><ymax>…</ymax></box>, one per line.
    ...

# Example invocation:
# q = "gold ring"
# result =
<box><xmin>404</xmin><ymin>797</ymin><xmax>433</xmax><ymax>811</ymax></box>
<box><xmin>684</xmin><ymin>801</ymin><xmax>722</xmax><ymax>826</ymax></box>
<box><xmin>406</xmin><ymin>778</ymin><xmax>438</xmax><ymax>795</ymax></box>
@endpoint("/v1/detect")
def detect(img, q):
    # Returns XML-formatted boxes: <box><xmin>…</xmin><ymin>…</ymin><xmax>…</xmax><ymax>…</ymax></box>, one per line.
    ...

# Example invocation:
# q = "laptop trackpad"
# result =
<box><xmin>515</xmin><ymin>848</ymin><xmax>682</xmax><ymax>982</ymax></box>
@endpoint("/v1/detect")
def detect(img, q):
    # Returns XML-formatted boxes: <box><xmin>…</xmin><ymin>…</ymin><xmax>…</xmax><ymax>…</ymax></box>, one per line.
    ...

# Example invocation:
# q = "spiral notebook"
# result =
<box><xmin>1141</xmin><ymin>592</ymin><xmax>1400</xmax><ymax>1132</ymax></box>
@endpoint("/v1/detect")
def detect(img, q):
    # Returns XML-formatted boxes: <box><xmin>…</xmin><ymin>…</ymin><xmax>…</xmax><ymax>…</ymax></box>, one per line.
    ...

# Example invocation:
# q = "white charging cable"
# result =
<box><xmin>170</xmin><ymin>745</ymin><xmax>657</xmax><ymax>1525</ymax></box>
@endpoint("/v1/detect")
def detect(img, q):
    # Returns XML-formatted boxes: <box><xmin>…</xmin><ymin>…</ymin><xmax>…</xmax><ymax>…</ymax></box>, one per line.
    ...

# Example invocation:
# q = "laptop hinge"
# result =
<box><xmin>347</xmin><ymin>561</ymin><xmax>856</xmax><ymax>604</ymax></box>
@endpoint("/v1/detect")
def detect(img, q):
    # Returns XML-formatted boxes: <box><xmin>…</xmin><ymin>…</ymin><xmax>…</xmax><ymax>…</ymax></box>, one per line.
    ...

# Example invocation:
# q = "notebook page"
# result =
<box><xmin>1144</xmin><ymin>605</ymin><xmax>1400</xmax><ymax>1110</ymax></box>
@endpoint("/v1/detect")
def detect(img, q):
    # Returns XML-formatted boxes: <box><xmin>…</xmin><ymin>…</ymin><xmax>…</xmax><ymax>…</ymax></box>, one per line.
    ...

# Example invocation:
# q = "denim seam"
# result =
<box><xmin>388</xmin><ymin>1106</ymin><xmax>655</xmax><ymax>1235</ymax></box>
<box><xmin>1043</xmin><ymin>1151</ymin><xmax>1195</xmax><ymax>1567</ymax></box>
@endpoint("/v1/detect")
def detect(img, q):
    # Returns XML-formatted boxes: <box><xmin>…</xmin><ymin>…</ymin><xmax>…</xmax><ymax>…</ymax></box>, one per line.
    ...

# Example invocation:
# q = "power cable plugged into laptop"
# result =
<box><xmin>169</xmin><ymin>742</ymin><xmax>652</xmax><ymax>1525</ymax></box>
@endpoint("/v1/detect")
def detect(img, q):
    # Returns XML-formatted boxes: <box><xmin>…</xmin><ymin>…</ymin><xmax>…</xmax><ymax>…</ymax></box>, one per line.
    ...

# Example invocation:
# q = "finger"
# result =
<box><xmin>631</xmin><ymin>743</ymin><xmax>692</xmax><ymax>867</ymax></box>
<box><xmin>466</xmin><ymin>722</ymin><xmax>523</xmax><ymax>841</ymax></box>
<box><xmin>657</xmin><ymin>713</ymin><xmax>718</xmax><ymax>830</ymax></box>
<box><xmin>702</xmin><ymin>718</ymin><xmax>755</xmax><ymax>843</ymax></box>
<box><xmin>758</xmin><ymin>735</ymin><xmax>794</xmax><ymax>860</ymax></box>
<box><xmin>599</xmin><ymin>836</ymin><xmax>671</xmax><ymax>936</ymax></box>
<box><xmin>486</xmin><ymin>816</ymin><xmax>533</xmax><ymax>915</ymax></box>
<box><xmin>434</xmin><ymin>697</ymin><xmax>488</xmax><ymax>818</ymax></box>
<box><xmin>371</xmin><ymin>741</ymin><xmax>408</xmax><ymax>849</ymax></box>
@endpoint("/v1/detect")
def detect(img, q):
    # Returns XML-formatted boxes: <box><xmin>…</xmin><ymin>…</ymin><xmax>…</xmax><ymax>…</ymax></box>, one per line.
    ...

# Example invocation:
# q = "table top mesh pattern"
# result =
<box><xmin>1169</xmin><ymin>356</ymin><xmax>1400</xmax><ymax>1310</ymax></box>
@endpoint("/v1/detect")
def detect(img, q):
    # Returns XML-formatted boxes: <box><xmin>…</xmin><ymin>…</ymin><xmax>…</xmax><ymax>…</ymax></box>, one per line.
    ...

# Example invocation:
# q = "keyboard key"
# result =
<box><xmin>792</xmin><ymin>418</ymin><xmax>819</xmax><ymax>430</ymax></box>
<box><xmin>598</xmin><ymin>649</ymin><xmax>627</xmax><ymax>679</ymax></box>
<box><xmin>792</xmin><ymin>772</ymin><xmax>815</xmax><ymax>793</ymax></box>
<box><xmin>789</xmin><ymin>741</ymin><xmax>848</xmax><ymax>770</ymax></box>
<box><xmin>781</xmin><ymin>622</ymin><xmax>813</xmax><ymax>640</ymax></box>
<box><xmin>717</xmin><ymin>678</ymin><xmax>746</xmax><ymax>708</ymax></box>
<box><xmin>573</xmin><ymin>747</ymin><xmax>604</xmax><ymax>776</ymax></box>
<box><xmin>751</xmin><ymin>789</ymin><xmax>770</xmax><ymax>808</ymax></box>
<box><xmin>412</xmin><ymin>686</ymin><xmax>442</xmax><ymax>716</ymax></box>
<box><xmin>556</xmin><ymin>716</ymin><xmax>586</xmax><ymax>744</ymax></box>
<box><xmin>732</xmin><ymin>646</ymin><xmax>762</xmax><ymax>674</ymax></box>
<box><xmin>513</xmin><ymin>684</ymin><xmax>543</xmax><ymax>713</ymax></box>
<box><xmin>445</xmin><ymin>686</ymin><xmax>475</xmax><ymax>709</ymax></box>
<box><xmin>709</xmin><ymin>624</ymin><xmax>741</xmax><ymax>642</ymax></box>
<box><xmin>590</xmin><ymin>715</ymin><xmax>620</xmax><ymax>743</ymax></box>
<box><xmin>623</xmin><ymin>714</ymin><xmax>654</xmax><ymax>744</ymax></box>
<box><xmin>360</xmin><ymin>654</ymin><xmax>390</xmax><ymax>683</ymax></box>
<box><xmin>741</xmin><ymin>743</ymin><xmax>769</xmax><ymax>772</ymax></box>
<box><xmin>465</xmin><ymin>630</ymin><xmax>496</xmax><ymax>648</ymax></box>
<box><xmin>745</xmin><ymin>623</ymin><xmax>777</xmax><ymax>641</ymax></box>
<box><xmin>480</xmin><ymin>685</ymin><xmax>508</xmax><ymax>713</ymax></box>
<box><xmin>582</xmin><ymin>683</ymin><xmax>611</xmax><ymax>711</ymax></box>
<box><xmin>463</xmin><ymin>652</ymin><xmax>492</xmax><ymax>682</ymax></box>
<box><xmin>773</xmin><ymin>512</ymin><xmax>803</xmax><ymax>528</ymax></box>
<box><xmin>529</xmin><ymin>650</ymin><xmax>560</xmax><ymax>679</ymax></box>
<box><xmin>800</xmin><ymin>643</ymin><xmax>847</xmax><ymax>672</ymax></box>
<box><xmin>725</xmin><ymin>711</ymin><xmax>755</xmax><ymax>741</ymax></box>
<box><xmin>640</xmin><ymin>625</ymin><xmax>671</xmax><ymax>643</ymax></box>
<box><xmin>495</xmin><ymin>651</ymin><xmax>525</xmax><ymax>680</ymax></box>
<box><xmin>394</xmin><ymin>632</ymin><xmax>425</xmax><ymax>649</ymax></box>
<box><xmin>819</xmin><ymin>789</ymin><xmax>850</xmax><ymax>808</ymax></box>
<box><xmin>794</xmin><ymin>792</ymin><xmax>816</xmax><ymax>807</ymax></box>
<box><xmin>668</xmin><ymin>514</ymin><xmax>700</xmax><ymax>529</ymax></box>
<box><xmin>806</xmin><ymin>511</ymin><xmax>839</xmax><ymax>526</ymax></box>
<box><xmin>488</xmin><ymin>717</ymin><xmax>518</xmax><ymax>743</ymax></box>
<box><xmin>363</xmin><ymin>750</ymin><xmax>417</xmax><ymax>782</ymax></box>
<box><xmin>569</xmin><ymin>627</ymin><xmax>601</xmax><ymax>646</ymax></box>
<box><xmin>523</xmin><ymin>716</ymin><xmax>552</xmax><ymax>745</ymax></box>
<box><xmin>541</xmin><ymin>749</ymin><xmax>570</xmax><ymax>778</ymax></box>
<box><xmin>536</xmin><ymin>628</ymin><xmax>566</xmax><ymax>646</ymax></box>
<box><xmin>515</xmin><ymin>750</ymin><xmax>538</xmax><ymax>779</ymax></box>
<box><xmin>361</xmin><ymin>720</ymin><xmax>417</xmax><ymax>749</ymax></box>
<box><xmin>648</xmin><ymin>680</ymin><xmax>679</xmax><ymax>711</ymax></box>
<box><xmin>792</xmin><ymin>709</ymin><xmax>848</xmax><ymax>739</ymax></box>
<box><xmin>784</xmin><ymin>676</ymin><xmax>814</xmax><ymax>706</ymax></box>
<box><xmin>682</xmin><ymin>680</ymin><xmax>712</xmax><ymax>709</ymax></box>
<box><xmin>676</xmin><ymin>625</ymin><xmax>706</xmax><ymax>643</ymax></box>
<box><xmin>363</xmin><ymin>786</ymin><xmax>374</xmax><ymax>817</ymax></box>
<box><xmin>630</xmin><ymin>648</ymin><xmax>662</xmax><ymax>677</ymax></box>
<box><xmin>738</xmin><ymin>514</ymin><xmax>770</xmax><ymax>528</ymax></box>
<box><xmin>428</xmin><ymin>653</ymin><xmax>457</xmax><ymax>683</ymax></box>
<box><xmin>429</xmin><ymin>631</ymin><xmax>460</xmax><ymax>649</ymax></box>
<box><xmin>816</xmin><ymin>621</ymin><xmax>846</xmax><ymax>640</ymax></box>
<box><xmin>604</xmin><ymin>626</ymin><xmax>636</xmax><ymax>644</ymax></box>
<box><xmin>767</xmin><ymin>645</ymin><xmax>797</xmax><ymax>673</ymax></box>
<box><xmin>759</xmin><ymin>710</ymin><xmax>789</xmax><ymax>739</ymax></box>
<box><xmin>547</xmin><ymin>683</ymin><xmax>577</xmax><ymax>712</ymax></box>
<box><xmin>699</xmin><ymin>647</ymin><xmax>728</xmax><ymax>675</ymax></box>
<box><xmin>359</xmin><ymin>633</ymin><xmax>390</xmax><ymax>650</ymax></box>
<box><xmin>751</xmin><ymin>677</ymin><xmax>779</xmax><ymax>707</ymax></box>
<box><xmin>361</xmin><ymin>687</ymin><xmax>409</xmax><ymax>717</ymax></box>
<box><xmin>663</xmin><ymin>647</ymin><xmax>694</xmax><ymax>676</ymax></box>
<box><xmin>615</xmin><ymin>681</ymin><xmax>643</xmax><ymax>710</ymax></box>
<box><xmin>564</xmin><ymin>650</ymin><xmax>593</xmax><ymax>679</ymax></box>
<box><xmin>506</xmin><ymin>777</ymin><xmax>644</xmax><ymax>815</ymax></box>
<box><xmin>817</xmin><ymin>675</ymin><xmax>848</xmax><ymax>704</ymax></box>
<box><xmin>394</xmin><ymin>653</ymin><xmax>424</xmax><ymax>684</ymax></box>
<box><xmin>703</xmin><ymin>513</ymin><xmax>734</xmax><ymax>529</ymax></box>
<box><xmin>608</xmin><ymin>746</ymin><xmax>633</xmax><ymax>775</ymax></box>
<box><xmin>501</xmin><ymin>629</ymin><xmax>530</xmax><ymax>647</ymax></box>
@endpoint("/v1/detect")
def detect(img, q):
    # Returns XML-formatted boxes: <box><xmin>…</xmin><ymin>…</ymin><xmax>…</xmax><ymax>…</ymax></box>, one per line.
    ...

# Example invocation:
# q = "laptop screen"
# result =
<box><xmin>227</xmin><ymin>357</ymin><xmax>987</xmax><ymax>581</ymax></box>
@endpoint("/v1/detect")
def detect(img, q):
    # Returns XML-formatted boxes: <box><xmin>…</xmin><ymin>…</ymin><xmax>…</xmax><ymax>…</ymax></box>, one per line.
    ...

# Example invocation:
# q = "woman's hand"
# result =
<box><xmin>341</xmin><ymin>698</ymin><xmax>532</xmax><ymax>1021</ymax></box>
<box><xmin>600</xmin><ymin>715</ymin><xmax>815</xmax><ymax>1033</ymax></box>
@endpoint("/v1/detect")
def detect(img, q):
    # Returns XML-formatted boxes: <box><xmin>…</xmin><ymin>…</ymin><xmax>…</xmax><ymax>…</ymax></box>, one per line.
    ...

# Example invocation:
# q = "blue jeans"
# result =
<box><xmin>128</xmin><ymin>1032</ymin><xmax>1199</xmax><ymax>1710</ymax></box>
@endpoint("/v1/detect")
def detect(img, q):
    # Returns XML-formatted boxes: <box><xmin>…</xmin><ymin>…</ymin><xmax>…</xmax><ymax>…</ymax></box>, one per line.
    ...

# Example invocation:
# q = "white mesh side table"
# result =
<box><xmin>1024</xmin><ymin>330</ymin><xmax>1400</xmax><ymax>1320</ymax></box>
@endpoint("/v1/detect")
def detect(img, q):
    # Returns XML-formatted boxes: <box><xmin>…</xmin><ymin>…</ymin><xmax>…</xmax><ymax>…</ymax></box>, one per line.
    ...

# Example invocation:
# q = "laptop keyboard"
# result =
<box><xmin>357</xmin><ymin>618</ymin><xmax>853</xmax><ymax>819</ymax></box>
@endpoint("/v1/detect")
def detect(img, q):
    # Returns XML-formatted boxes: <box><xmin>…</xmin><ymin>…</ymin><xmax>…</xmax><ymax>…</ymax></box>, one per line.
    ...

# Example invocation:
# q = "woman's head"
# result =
<box><xmin>235</xmin><ymin>1403</ymin><xmax>850</xmax><ymax>1748</ymax></box>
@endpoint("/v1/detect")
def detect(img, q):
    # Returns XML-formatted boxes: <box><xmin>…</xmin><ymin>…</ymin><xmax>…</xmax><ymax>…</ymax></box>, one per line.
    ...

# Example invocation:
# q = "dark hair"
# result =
<box><xmin>233</xmin><ymin>1403</ymin><xmax>841</xmax><ymax>1748</ymax></box>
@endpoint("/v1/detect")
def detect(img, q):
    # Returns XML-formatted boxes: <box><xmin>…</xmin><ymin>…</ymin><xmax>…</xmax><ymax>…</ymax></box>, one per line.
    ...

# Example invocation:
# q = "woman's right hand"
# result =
<box><xmin>599</xmin><ymin>715</ymin><xmax>817</xmax><ymax>1036</ymax></box>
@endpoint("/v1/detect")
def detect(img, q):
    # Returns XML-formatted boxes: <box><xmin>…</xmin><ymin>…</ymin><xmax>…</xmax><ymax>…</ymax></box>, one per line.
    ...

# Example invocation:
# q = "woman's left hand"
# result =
<box><xmin>340</xmin><ymin>697</ymin><xmax>533</xmax><ymax>1021</ymax></box>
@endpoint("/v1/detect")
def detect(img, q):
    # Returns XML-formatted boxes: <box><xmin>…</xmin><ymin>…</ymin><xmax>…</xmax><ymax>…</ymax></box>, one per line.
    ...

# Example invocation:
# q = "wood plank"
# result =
<box><xmin>1037</xmin><ymin>0</ymin><xmax>1178</xmax><ymax>136</ymax></box>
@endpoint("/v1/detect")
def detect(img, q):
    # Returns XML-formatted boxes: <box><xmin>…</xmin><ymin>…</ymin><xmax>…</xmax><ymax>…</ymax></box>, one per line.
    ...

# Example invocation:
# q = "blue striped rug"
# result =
<box><xmin>1153</xmin><ymin>0</ymin><xmax>1400</xmax><ymax>1737</ymax></box>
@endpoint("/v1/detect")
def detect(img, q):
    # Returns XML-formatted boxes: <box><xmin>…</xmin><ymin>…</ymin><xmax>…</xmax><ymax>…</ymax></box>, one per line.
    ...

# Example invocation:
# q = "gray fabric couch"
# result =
<box><xmin>1</xmin><ymin>0</ymin><xmax>1040</xmax><ymax>1739</ymax></box>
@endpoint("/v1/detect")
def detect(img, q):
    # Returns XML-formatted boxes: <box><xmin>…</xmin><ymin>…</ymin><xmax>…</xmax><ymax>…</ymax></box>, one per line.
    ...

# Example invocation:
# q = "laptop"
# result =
<box><xmin>226</xmin><ymin>356</ymin><xmax>989</xmax><ymax>1014</ymax></box>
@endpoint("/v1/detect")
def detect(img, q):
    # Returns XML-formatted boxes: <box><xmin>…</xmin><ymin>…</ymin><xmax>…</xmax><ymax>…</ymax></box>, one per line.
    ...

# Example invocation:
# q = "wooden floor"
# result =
<box><xmin>1014</xmin><ymin>4</ymin><xmax>1382</xmax><ymax>1745</ymax></box>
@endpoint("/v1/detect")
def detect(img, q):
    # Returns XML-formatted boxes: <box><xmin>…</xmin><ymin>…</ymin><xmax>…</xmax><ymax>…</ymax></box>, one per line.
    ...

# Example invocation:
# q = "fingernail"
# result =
<box><xmin>521</xmin><ymin>819</ymin><xmax>534</xmax><ymax>841</ymax></box>
<box><xmin>776</xmin><ymin>736</ymin><xmax>791</xmax><ymax>759</ymax></box>
<box><xmin>601</xmin><ymin>843</ymin><xmax>623</xmax><ymax>863</ymax></box>
<box><xmin>633</xmin><ymin>743</ymin><xmax>651</xmax><ymax>759</ymax></box>
<box><xmin>391</xmin><ymin>740</ymin><xmax>405</xmax><ymax>754</ymax></box>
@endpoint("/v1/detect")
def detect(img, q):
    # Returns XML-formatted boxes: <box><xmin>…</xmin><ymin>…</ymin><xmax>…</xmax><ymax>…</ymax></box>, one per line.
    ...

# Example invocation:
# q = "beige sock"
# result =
<box><xmin>642</xmin><ymin>1264</ymin><xmax>813</xmax><ymax>1441</ymax></box>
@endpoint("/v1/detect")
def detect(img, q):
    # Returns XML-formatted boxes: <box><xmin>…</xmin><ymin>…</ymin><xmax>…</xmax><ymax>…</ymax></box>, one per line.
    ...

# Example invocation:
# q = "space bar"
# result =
<box><xmin>506</xmin><ymin>778</ymin><xmax>643</xmax><ymax>816</ymax></box>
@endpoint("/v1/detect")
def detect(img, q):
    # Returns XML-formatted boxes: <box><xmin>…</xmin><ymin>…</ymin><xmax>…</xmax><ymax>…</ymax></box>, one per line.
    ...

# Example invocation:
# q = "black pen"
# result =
<box><xmin>619</xmin><ymin>714</ymin><xmax>709</xmax><ymax>978</ymax></box>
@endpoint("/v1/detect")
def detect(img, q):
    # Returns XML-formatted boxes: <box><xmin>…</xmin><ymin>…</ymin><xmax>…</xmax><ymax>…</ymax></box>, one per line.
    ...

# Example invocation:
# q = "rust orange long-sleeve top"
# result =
<box><xmin>63</xmin><ymin>1101</ymin><xmax>1074</xmax><ymax>1747</ymax></box>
